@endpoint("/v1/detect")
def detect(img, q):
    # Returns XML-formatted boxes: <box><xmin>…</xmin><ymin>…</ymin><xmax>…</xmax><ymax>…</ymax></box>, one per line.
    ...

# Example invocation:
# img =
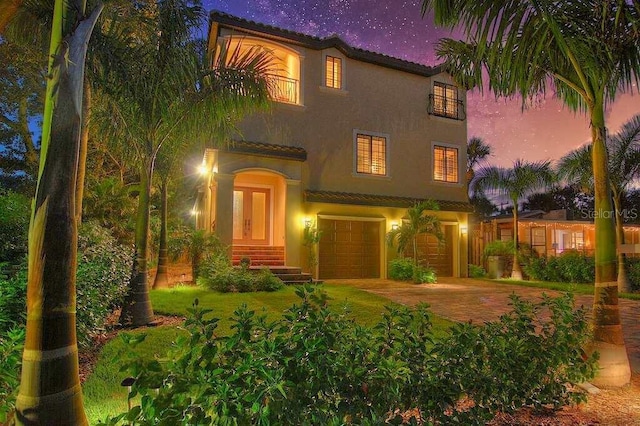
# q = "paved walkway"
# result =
<box><xmin>326</xmin><ymin>278</ymin><xmax>640</xmax><ymax>374</ymax></box>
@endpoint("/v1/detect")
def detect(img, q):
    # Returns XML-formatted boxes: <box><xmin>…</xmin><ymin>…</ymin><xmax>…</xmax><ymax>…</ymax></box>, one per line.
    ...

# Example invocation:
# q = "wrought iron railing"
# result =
<box><xmin>428</xmin><ymin>94</ymin><xmax>466</xmax><ymax>120</ymax></box>
<box><xmin>268</xmin><ymin>75</ymin><xmax>299</xmax><ymax>104</ymax></box>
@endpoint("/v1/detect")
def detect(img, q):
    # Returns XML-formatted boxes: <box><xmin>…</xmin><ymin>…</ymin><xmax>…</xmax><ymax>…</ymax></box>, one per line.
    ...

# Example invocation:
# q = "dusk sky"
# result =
<box><xmin>204</xmin><ymin>0</ymin><xmax>639</xmax><ymax>167</ymax></box>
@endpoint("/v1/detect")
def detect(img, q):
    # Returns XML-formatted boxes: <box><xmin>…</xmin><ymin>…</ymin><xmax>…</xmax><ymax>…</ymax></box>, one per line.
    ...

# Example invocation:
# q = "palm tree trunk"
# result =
<box><xmin>612</xmin><ymin>192</ymin><xmax>630</xmax><ymax>293</ymax></box>
<box><xmin>511</xmin><ymin>200</ymin><xmax>523</xmax><ymax>280</ymax></box>
<box><xmin>15</xmin><ymin>2</ymin><xmax>102</xmax><ymax>423</ymax></box>
<box><xmin>590</xmin><ymin>102</ymin><xmax>630</xmax><ymax>387</ymax></box>
<box><xmin>119</xmin><ymin>161</ymin><xmax>155</xmax><ymax>326</ymax></box>
<box><xmin>153</xmin><ymin>178</ymin><xmax>170</xmax><ymax>289</ymax></box>
<box><xmin>75</xmin><ymin>79</ymin><xmax>90</xmax><ymax>225</ymax></box>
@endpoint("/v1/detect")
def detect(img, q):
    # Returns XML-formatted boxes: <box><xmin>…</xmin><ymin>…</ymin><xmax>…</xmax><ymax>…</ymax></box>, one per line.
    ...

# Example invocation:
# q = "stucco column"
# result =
<box><xmin>285</xmin><ymin>179</ymin><xmax>302</xmax><ymax>267</ymax></box>
<box><xmin>215</xmin><ymin>172</ymin><xmax>235</xmax><ymax>258</ymax></box>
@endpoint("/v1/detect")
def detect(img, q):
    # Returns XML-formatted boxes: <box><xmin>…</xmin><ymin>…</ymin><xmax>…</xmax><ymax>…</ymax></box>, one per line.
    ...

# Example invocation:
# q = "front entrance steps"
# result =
<box><xmin>232</xmin><ymin>245</ymin><xmax>314</xmax><ymax>284</ymax></box>
<box><xmin>232</xmin><ymin>245</ymin><xmax>285</xmax><ymax>267</ymax></box>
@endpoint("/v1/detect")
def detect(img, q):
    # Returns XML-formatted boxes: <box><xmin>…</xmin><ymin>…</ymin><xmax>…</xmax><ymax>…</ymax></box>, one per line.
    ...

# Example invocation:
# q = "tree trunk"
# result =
<box><xmin>119</xmin><ymin>161</ymin><xmax>155</xmax><ymax>326</ymax></box>
<box><xmin>511</xmin><ymin>200</ymin><xmax>523</xmax><ymax>280</ymax></box>
<box><xmin>589</xmin><ymin>102</ymin><xmax>630</xmax><ymax>388</ymax></box>
<box><xmin>75</xmin><ymin>79</ymin><xmax>91</xmax><ymax>225</ymax></box>
<box><xmin>612</xmin><ymin>192</ymin><xmax>630</xmax><ymax>293</ymax></box>
<box><xmin>153</xmin><ymin>178</ymin><xmax>170</xmax><ymax>289</ymax></box>
<box><xmin>15</xmin><ymin>2</ymin><xmax>102</xmax><ymax>424</ymax></box>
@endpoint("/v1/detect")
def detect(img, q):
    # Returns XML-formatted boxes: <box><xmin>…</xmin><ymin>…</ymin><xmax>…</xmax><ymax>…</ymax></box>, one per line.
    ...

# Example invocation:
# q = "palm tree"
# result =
<box><xmin>558</xmin><ymin>114</ymin><xmax>640</xmax><ymax>293</ymax></box>
<box><xmin>466</xmin><ymin>136</ymin><xmax>491</xmax><ymax>196</ymax></box>
<box><xmin>2</xmin><ymin>0</ymin><xmax>102</xmax><ymax>422</ymax></box>
<box><xmin>387</xmin><ymin>200</ymin><xmax>444</xmax><ymax>265</ymax></box>
<box><xmin>421</xmin><ymin>0</ymin><xmax>638</xmax><ymax>387</ymax></box>
<box><xmin>473</xmin><ymin>160</ymin><xmax>555</xmax><ymax>280</ymax></box>
<box><xmin>95</xmin><ymin>1</ymin><xmax>274</xmax><ymax>326</ymax></box>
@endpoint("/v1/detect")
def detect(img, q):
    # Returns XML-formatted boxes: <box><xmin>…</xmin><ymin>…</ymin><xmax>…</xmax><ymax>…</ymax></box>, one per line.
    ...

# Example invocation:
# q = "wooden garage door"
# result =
<box><xmin>318</xmin><ymin>219</ymin><xmax>380</xmax><ymax>279</ymax></box>
<box><xmin>408</xmin><ymin>225</ymin><xmax>454</xmax><ymax>276</ymax></box>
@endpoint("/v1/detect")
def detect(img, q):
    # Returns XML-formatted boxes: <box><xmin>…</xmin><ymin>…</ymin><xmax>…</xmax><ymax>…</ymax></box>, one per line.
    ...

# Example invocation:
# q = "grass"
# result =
<box><xmin>83</xmin><ymin>283</ymin><xmax>454</xmax><ymax>423</ymax></box>
<box><xmin>491</xmin><ymin>278</ymin><xmax>640</xmax><ymax>300</ymax></box>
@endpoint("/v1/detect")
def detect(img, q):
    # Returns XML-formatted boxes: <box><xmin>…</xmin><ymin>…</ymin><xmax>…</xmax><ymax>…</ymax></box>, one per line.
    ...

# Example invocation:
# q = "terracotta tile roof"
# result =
<box><xmin>210</xmin><ymin>11</ymin><xmax>442</xmax><ymax>78</ymax></box>
<box><xmin>223</xmin><ymin>140</ymin><xmax>307</xmax><ymax>161</ymax></box>
<box><xmin>304</xmin><ymin>190</ymin><xmax>474</xmax><ymax>212</ymax></box>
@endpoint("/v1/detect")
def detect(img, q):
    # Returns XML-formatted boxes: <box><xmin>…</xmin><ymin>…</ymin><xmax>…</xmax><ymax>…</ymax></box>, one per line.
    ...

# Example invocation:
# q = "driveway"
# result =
<box><xmin>327</xmin><ymin>278</ymin><xmax>640</xmax><ymax>374</ymax></box>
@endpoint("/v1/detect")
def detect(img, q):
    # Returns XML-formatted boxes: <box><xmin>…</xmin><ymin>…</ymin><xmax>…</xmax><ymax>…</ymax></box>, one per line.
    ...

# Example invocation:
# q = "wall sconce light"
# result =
<box><xmin>391</xmin><ymin>222</ymin><xmax>399</xmax><ymax>230</ymax></box>
<box><xmin>460</xmin><ymin>225</ymin><xmax>468</xmax><ymax>234</ymax></box>
<box><xmin>198</xmin><ymin>165</ymin><xmax>208</xmax><ymax>176</ymax></box>
<box><xmin>191</xmin><ymin>209</ymin><xmax>199</xmax><ymax>216</ymax></box>
<box><xmin>304</xmin><ymin>218</ymin><xmax>312</xmax><ymax>227</ymax></box>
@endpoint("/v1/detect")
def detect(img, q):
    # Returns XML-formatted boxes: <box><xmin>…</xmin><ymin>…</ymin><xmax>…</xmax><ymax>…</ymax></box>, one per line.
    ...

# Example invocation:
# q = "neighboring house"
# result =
<box><xmin>195</xmin><ymin>11</ymin><xmax>472</xmax><ymax>279</ymax></box>
<box><xmin>471</xmin><ymin>209</ymin><xmax>640</xmax><ymax>264</ymax></box>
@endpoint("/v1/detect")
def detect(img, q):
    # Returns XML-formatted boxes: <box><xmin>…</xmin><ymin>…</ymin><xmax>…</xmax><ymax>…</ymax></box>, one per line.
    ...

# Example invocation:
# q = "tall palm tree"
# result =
<box><xmin>2</xmin><ymin>0</ymin><xmax>102</xmax><ymax>423</ymax></box>
<box><xmin>466</xmin><ymin>136</ymin><xmax>491</xmax><ymax>196</ymax></box>
<box><xmin>421</xmin><ymin>0</ymin><xmax>638</xmax><ymax>387</ymax></box>
<box><xmin>558</xmin><ymin>114</ymin><xmax>640</xmax><ymax>293</ymax></box>
<box><xmin>95</xmin><ymin>1</ymin><xmax>274</xmax><ymax>326</ymax></box>
<box><xmin>473</xmin><ymin>160</ymin><xmax>555</xmax><ymax>280</ymax></box>
<box><xmin>387</xmin><ymin>200</ymin><xmax>444</xmax><ymax>265</ymax></box>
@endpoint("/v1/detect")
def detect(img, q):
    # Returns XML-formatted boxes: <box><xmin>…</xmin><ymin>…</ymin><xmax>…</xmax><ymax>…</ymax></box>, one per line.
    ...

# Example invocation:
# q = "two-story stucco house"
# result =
<box><xmin>195</xmin><ymin>11</ymin><xmax>472</xmax><ymax>280</ymax></box>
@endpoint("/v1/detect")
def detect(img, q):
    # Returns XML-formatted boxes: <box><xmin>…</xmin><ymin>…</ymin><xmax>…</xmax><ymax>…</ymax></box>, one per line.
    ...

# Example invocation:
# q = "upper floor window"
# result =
<box><xmin>217</xmin><ymin>36</ymin><xmax>302</xmax><ymax>105</ymax></box>
<box><xmin>429</xmin><ymin>82</ymin><xmax>464</xmax><ymax>120</ymax></box>
<box><xmin>356</xmin><ymin>132</ymin><xmax>387</xmax><ymax>176</ymax></box>
<box><xmin>325</xmin><ymin>56</ymin><xmax>342</xmax><ymax>89</ymax></box>
<box><xmin>433</xmin><ymin>145</ymin><xmax>458</xmax><ymax>183</ymax></box>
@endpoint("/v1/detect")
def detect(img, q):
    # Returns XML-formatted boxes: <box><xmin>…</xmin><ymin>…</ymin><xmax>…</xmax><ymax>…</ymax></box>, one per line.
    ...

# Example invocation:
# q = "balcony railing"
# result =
<box><xmin>428</xmin><ymin>94</ymin><xmax>466</xmax><ymax>120</ymax></box>
<box><xmin>268</xmin><ymin>75</ymin><xmax>299</xmax><ymax>104</ymax></box>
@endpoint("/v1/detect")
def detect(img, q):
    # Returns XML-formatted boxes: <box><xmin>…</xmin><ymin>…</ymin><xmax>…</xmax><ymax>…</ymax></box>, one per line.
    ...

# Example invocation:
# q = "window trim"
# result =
<box><xmin>322</xmin><ymin>51</ymin><xmax>346</xmax><ymax>91</ymax></box>
<box><xmin>431</xmin><ymin>142</ymin><xmax>460</xmax><ymax>184</ymax></box>
<box><xmin>353</xmin><ymin>130</ymin><xmax>390</xmax><ymax>178</ymax></box>
<box><xmin>429</xmin><ymin>81</ymin><xmax>464</xmax><ymax>120</ymax></box>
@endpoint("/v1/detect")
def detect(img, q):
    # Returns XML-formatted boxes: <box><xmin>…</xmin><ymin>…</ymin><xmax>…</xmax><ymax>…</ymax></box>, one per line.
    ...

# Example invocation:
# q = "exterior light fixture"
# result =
<box><xmin>304</xmin><ymin>218</ymin><xmax>312</xmax><ymax>227</ymax></box>
<box><xmin>460</xmin><ymin>225</ymin><xmax>468</xmax><ymax>234</ymax></box>
<box><xmin>391</xmin><ymin>222</ymin><xmax>399</xmax><ymax>230</ymax></box>
<box><xmin>191</xmin><ymin>209</ymin><xmax>198</xmax><ymax>216</ymax></box>
<box><xmin>198</xmin><ymin>165</ymin><xmax>208</xmax><ymax>176</ymax></box>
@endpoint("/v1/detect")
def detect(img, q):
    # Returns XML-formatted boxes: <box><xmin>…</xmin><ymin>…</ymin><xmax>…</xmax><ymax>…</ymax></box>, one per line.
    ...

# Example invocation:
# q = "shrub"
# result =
<box><xmin>0</xmin><ymin>268</ymin><xmax>27</xmax><ymax>333</ymax></box>
<box><xmin>525</xmin><ymin>252</ymin><xmax>594</xmax><ymax>284</ymax></box>
<box><xmin>388</xmin><ymin>257</ymin><xmax>416</xmax><ymax>281</ymax></box>
<box><xmin>255</xmin><ymin>268</ymin><xmax>284</xmax><ymax>292</ymax></box>
<box><xmin>468</xmin><ymin>264</ymin><xmax>487</xmax><ymax>278</ymax></box>
<box><xmin>413</xmin><ymin>265</ymin><xmax>437</xmax><ymax>283</ymax></box>
<box><xmin>483</xmin><ymin>239</ymin><xmax>514</xmax><ymax>258</ymax></box>
<box><xmin>625</xmin><ymin>258</ymin><xmax>640</xmax><ymax>292</ymax></box>
<box><xmin>198</xmin><ymin>255</ymin><xmax>281</xmax><ymax>293</ymax></box>
<box><xmin>104</xmin><ymin>288</ymin><xmax>595</xmax><ymax>425</ymax></box>
<box><xmin>0</xmin><ymin>327</ymin><xmax>24</xmax><ymax>423</ymax></box>
<box><xmin>0</xmin><ymin>190</ymin><xmax>30</xmax><ymax>268</ymax></box>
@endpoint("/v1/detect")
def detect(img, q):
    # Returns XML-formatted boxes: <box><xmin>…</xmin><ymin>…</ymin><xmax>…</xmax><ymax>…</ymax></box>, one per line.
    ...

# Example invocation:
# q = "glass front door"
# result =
<box><xmin>232</xmin><ymin>187</ymin><xmax>270</xmax><ymax>245</ymax></box>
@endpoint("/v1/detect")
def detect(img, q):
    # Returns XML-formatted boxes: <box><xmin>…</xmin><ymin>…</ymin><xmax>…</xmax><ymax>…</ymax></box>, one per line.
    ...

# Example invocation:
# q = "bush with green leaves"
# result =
<box><xmin>76</xmin><ymin>221</ymin><xmax>132</xmax><ymax>346</ymax></box>
<box><xmin>0</xmin><ymin>268</ymin><xmax>27</xmax><ymax>333</ymax></box>
<box><xmin>0</xmin><ymin>190</ymin><xmax>30</xmax><ymax>269</ymax></box>
<box><xmin>525</xmin><ymin>252</ymin><xmax>594</xmax><ymax>284</ymax></box>
<box><xmin>413</xmin><ymin>265</ymin><xmax>437</xmax><ymax>284</ymax></box>
<box><xmin>625</xmin><ymin>258</ymin><xmax>640</xmax><ymax>292</ymax></box>
<box><xmin>389</xmin><ymin>257</ymin><xmax>437</xmax><ymax>283</ymax></box>
<box><xmin>0</xmin><ymin>327</ymin><xmax>24</xmax><ymax>423</ymax></box>
<box><xmin>388</xmin><ymin>257</ymin><xmax>414</xmax><ymax>281</ymax></box>
<box><xmin>468</xmin><ymin>264</ymin><xmax>487</xmax><ymax>278</ymax></box>
<box><xmin>198</xmin><ymin>254</ymin><xmax>283</xmax><ymax>293</ymax></box>
<box><xmin>102</xmin><ymin>287</ymin><xmax>595</xmax><ymax>425</ymax></box>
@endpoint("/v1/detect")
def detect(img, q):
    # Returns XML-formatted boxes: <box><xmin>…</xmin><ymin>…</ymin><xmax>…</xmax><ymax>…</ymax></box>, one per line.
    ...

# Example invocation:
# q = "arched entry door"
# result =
<box><xmin>232</xmin><ymin>187</ymin><xmax>270</xmax><ymax>245</ymax></box>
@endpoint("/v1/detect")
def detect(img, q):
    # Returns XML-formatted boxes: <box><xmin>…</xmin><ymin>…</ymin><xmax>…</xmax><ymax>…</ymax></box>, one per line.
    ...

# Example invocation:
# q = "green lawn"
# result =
<box><xmin>494</xmin><ymin>278</ymin><xmax>640</xmax><ymax>300</ymax></box>
<box><xmin>83</xmin><ymin>283</ymin><xmax>454</xmax><ymax>423</ymax></box>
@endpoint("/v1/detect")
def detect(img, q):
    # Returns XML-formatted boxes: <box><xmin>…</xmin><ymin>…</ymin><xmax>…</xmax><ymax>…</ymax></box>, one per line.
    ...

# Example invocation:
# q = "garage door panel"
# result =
<box><xmin>319</xmin><ymin>219</ymin><xmax>380</xmax><ymax>279</ymax></box>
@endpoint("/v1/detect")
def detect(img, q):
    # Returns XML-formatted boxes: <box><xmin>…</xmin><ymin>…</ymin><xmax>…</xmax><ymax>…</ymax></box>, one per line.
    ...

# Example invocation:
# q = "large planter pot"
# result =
<box><xmin>487</xmin><ymin>256</ymin><xmax>505</xmax><ymax>279</ymax></box>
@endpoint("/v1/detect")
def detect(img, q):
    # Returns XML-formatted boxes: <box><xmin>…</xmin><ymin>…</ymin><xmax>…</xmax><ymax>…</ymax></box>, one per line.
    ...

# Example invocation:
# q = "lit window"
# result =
<box><xmin>325</xmin><ymin>56</ymin><xmax>342</xmax><ymax>89</ymax></box>
<box><xmin>356</xmin><ymin>133</ymin><xmax>387</xmax><ymax>176</ymax></box>
<box><xmin>433</xmin><ymin>145</ymin><xmax>458</xmax><ymax>183</ymax></box>
<box><xmin>431</xmin><ymin>82</ymin><xmax>460</xmax><ymax>119</ymax></box>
